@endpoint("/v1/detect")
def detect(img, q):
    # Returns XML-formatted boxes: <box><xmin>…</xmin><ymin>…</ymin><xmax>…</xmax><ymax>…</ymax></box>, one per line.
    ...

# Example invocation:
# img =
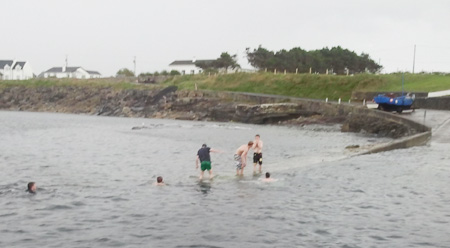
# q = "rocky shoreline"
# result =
<box><xmin>0</xmin><ymin>85</ymin><xmax>429</xmax><ymax>139</ymax></box>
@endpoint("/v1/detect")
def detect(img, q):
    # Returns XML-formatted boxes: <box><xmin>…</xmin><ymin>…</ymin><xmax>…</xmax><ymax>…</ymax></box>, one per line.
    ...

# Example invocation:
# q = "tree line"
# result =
<box><xmin>246</xmin><ymin>46</ymin><xmax>382</xmax><ymax>74</ymax></box>
<box><xmin>117</xmin><ymin>45</ymin><xmax>381</xmax><ymax>77</ymax></box>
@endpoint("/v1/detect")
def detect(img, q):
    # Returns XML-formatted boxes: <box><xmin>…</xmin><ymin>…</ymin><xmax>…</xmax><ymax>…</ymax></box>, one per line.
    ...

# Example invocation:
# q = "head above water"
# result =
<box><xmin>265</xmin><ymin>172</ymin><xmax>270</xmax><ymax>178</ymax></box>
<box><xmin>157</xmin><ymin>176</ymin><xmax>163</xmax><ymax>183</ymax></box>
<box><xmin>248</xmin><ymin>141</ymin><xmax>254</xmax><ymax>146</ymax></box>
<box><xmin>27</xmin><ymin>182</ymin><xmax>36</xmax><ymax>193</ymax></box>
<box><xmin>202</xmin><ymin>144</ymin><xmax>207</xmax><ymax>148</ymax></box>
<box><xmin>255</xmin><ymin>134</ymin><xmax>260</xmax><ymax>138</ymax></box>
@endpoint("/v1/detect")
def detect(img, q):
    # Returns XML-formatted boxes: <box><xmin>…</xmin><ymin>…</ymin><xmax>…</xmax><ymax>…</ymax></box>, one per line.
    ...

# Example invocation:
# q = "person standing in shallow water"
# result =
<box><xmin>27</xmin><ymin>182</ymin><xmax>36</xmax><ymax>193</ymax></box>
<box><xmin>252</xmin><ymin>134</ymin><xmax>263</xmax><ymax>173</ymax></box>
<box><xmin>196</xmin><ymin>144</ymin><xmax>221</xmax><ymax>180</ymax></box>
<box><xmin>234</xmin><ymin>141</ymin><xmax>254</xmax><ymax>176</ymax></box>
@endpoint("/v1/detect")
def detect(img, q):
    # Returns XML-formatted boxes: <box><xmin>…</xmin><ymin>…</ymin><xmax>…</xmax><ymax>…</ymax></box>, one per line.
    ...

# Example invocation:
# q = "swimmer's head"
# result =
<box><xmin>27</xmin><ymin>182</ymin><xmax>36</xmax><ymax>193</ymax></box>
<box><xmin>265</xmin><ymin>172</ymin><xmax>270</xmax><ymax>178</ymax></box>
<box><xmin>255</xmin><ymin>134</ymin><xmax>260</xmax><ymax>138</ymax></box>
<box><xmin>157</xmin><ymin>176</ymin><xmax>163</xmax><ymax>183</ymax></box>
<box><xmin>202</xmin><ymin>144</ymin><xmax>207</xmax><ymax>148</ymax></box>
<box><xmin>248</xmin><ymin>141</ymin><xmax>254</xmax><ymax>146</ymax></box>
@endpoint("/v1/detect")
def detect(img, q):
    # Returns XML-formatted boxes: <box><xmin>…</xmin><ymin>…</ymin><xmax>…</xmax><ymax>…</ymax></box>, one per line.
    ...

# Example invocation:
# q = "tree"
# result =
<box><xmin>139</xmin><ymin>72</ymin><xmax>153</xmax><ymax>77</ymax></box>
<box><xmin>170</xmin><ymin>70</ymin><xmax>181</xmax><ymax>76</ymax></box>
<box><xmin>116</xmin><ymin>68</ymin><xmax>135</xmax><ymax>77</ymax></box>
<box><xmin>195</xmin><ymin>60</ymin><xmax>215</xmax><ymax>70</ymax></box>
<box><xmin>246</xmin><ymin>46</ymin><xmax>274</xmax><ymax>70</ymax></box>
<box><xmin>214</xmin><ymin>52</ymin><xmax>240</xmax><ymax>72</ymax></box>
<box><xmin>195</xmin><ymin>52</ymin><xmax>240</xmax><ymax>73</ymax></box>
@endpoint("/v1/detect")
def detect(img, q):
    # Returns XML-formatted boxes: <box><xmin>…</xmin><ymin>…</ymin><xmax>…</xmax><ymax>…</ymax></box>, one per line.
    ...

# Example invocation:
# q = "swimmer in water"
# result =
<box><xmin>155</xmin><ymin>176</ymin><xmax>165</xmax><ymax>186</ymax></box>
<box><xmin>262</xmin><ymin>172</ymin><xmax>275</xmax><ymax>182</ymax></box>
<box><xmin>234</xmin><ymin>141</ymin><xmax>254</xmax><ymax>176</ymax></box>
<box><xmin>27</xmin><ymin>182</ymin><xmax>36</xmax><ymax>193</ymax></box>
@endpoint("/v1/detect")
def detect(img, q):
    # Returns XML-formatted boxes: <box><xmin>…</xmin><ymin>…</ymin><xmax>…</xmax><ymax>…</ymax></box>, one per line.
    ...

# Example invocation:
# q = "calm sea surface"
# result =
<box><xmin>0</xmin><ymin>111</ymin><xmax>449</xmax><ymax>248</ymax></box>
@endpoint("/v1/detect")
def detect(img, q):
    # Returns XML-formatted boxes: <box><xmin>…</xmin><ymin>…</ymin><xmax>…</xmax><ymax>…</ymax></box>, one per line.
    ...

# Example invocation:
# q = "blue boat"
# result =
<box><xmin>373</xmin><ymin>92</ymin><xmax>415</xmax><ymax>113</ymax></box>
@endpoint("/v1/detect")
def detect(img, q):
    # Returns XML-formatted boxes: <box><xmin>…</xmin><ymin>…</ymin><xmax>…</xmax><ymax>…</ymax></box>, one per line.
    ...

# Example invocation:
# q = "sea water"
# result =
<box><xmin>0</xmin><ymin>111</ymin><xmax>449</xmax><ymax>247</ymax></box>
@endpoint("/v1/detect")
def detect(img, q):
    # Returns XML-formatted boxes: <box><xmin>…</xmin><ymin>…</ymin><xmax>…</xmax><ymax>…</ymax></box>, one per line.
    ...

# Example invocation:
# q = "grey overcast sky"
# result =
<box><xmin>2</xmin><ymin>0</ymin><xmax>450</xmax><ymax>76</ymax></box>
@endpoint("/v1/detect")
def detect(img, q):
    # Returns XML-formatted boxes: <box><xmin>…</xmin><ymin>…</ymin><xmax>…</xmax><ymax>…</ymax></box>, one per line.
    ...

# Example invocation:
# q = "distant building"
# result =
<box><xmin>169</xmin><ymin>59</ymin><xmax>214</xmax><ymax>75</ymax></box>
<box><xmin>0</xmin><ymin>60</ymin><xmax>34</xmax><ymax>80</ymax></box>
<box><xmin>40</xmin><ymin>66</ymin><xmax>101</xmax><ymax>79</ymax></box>
<box><xmin>169</xmin><ymin>58</ymin><xmax>246</xmax><ymax>75</ymax></box>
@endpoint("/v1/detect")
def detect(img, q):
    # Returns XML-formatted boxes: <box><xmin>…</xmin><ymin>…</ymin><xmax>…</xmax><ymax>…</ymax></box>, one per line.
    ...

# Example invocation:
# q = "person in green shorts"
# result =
<box><xmin>196</xmin><ymin>144</ymin><xmax>220</xmax><ymax>180</ymax></box>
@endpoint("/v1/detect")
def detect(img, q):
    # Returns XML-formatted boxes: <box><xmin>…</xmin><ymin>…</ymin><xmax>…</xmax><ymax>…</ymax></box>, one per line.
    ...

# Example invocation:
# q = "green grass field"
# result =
<box><xmin>0</xmin><ymin>78</ymin><xmax>159</xmax><ymax>90</ymax></box>
<box><xmin>163</xmin><ymin>72</ymin><xmax>450</xmax><ymax>100</ymax></box>
<box><xmin>2</xmin><ymin>73</ymin><xmax>449</xmax><ymax>100</ymax></box>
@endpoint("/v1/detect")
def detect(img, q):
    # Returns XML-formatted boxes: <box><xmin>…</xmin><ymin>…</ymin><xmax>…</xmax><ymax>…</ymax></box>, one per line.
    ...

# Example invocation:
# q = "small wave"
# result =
<box><xmin>56</xmin><ymin>227</ymin><xmax>77</xmax><ymax>232</ymax></box>
<box><xmin>314</xmin><ymin>229</ymin><xmax>330</xmax><ymax>235</ymax></box>
<box><xmin>111</xmin><ymin>197</ymin><xmax>129</xmax><ymax>202</ymax></box>
<box><xmin>414</xmin><ymin>242</ymin><xmax>436</xmax><ymax>246</ymax></box>
<box><xmin>0</xmin><ymin>212</ymin><xmax>18</xmax><ymax>218</ymax></box>
<box><xmin>175</xmin><ymin>245</ymin><xmax>224</xmax><ymax>248</ymax></box>
<box><xmin>71</xmin><ymin>201</ymin><xmax>85</xmax><ymax>206</ymax></box>
<box><xmin>387</xmin><ymin>235</ymin><xmax>403</xmax><ymax>239</ymax></box>
<box><xmin>39</xmin><ymin>204</ymin><xmax>72</xmax><ymax>211</ymax></box>
<box><xmin>130</xmin><ymin>234</ymin><xmax>153</xmax><ymax>238</ymax></box>
<box><xmin>369</xmin><ymin>235</ymin><xmax>387</xmax><ymax>241</ymax></box>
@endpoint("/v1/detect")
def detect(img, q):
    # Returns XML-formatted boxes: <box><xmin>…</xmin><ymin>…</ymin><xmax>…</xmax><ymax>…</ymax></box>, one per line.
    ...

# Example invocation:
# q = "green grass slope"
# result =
<box><xmin>1</xmin><ymin>73</ymin><xmax>449</xmax><ymax>101</ymax></box>
<box><xmin>164</xmin><ymin>73</ymin><xmax>450</xmax><ymax>100</ymax></box>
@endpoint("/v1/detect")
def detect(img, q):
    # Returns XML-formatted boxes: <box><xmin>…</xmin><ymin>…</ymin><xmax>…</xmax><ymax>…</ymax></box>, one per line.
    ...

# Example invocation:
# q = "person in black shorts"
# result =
<box><xmin>252</xmin><ymin>134</ymin><xmax>263</xmax><ymax>173</ymax></box>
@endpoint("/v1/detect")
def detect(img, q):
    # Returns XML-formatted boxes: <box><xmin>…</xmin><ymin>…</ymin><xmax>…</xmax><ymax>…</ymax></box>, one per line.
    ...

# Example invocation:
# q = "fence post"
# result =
<box><xmin>309</xmin><ymin>67</ymin><xmax>312</xmax><ymax>74</ymax></box>
<box><xmin>284</xmin><ymin>70</ymin><xmax>286</xmax><ymax>75</ymax></box>
<box><xmin>338</xmin><ymin>98</ymin><xmax>341</xmax><ymax>104</ymax></box>
<box><xmin>325</xmin><ymin>98</ymin><xmax>328</xmax><ymax>103</ymax></box>
<box><xmin>295</xmin><ymin>68</ymin><xmax>298</xmax><ymax>74</ymax></box>
<box><xmin>274</xmin><ymin>69</ymin><xmax>277</xmax><ymax>75</ymax></box>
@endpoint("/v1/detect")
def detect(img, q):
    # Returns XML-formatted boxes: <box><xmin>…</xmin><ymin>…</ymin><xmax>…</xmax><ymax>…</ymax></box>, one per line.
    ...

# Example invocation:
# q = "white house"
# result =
<box><xmin>0</xmin><ymin>60</ymin><xmax>34</xmax><ymax>80</ymax></box>
<box><xmin>168</xmin><ymin>59</ymin><xmax>214</xmax><ymax>75</ymax></box>
<box><xmin>40</xmin><ymin>66</ymin><xmax>101</xmax><ymax>79</ymax></box>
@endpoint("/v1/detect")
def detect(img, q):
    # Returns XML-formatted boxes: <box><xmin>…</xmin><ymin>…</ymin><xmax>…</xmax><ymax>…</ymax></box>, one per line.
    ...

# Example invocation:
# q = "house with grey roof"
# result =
<box><xmin>0</xmin><ymin>60</ymin><xmax>34</xmax><ymax>80</ymax></box>
<box><xmin>169</xmin><ymin>59</ymin><xmax>214</xmax><ymax>75</ymax></box>
<box><xmin>40</xmin><ymin>66</ymin><xmax>101</xmax><ymax>79</ymax></box>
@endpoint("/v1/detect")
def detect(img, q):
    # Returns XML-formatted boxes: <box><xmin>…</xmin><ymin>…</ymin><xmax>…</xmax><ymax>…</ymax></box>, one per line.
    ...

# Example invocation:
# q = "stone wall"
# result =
<box><xmin>413</xmin><ymin>97</ymin><xmax>450</xmax><ymax>110</ymax></box>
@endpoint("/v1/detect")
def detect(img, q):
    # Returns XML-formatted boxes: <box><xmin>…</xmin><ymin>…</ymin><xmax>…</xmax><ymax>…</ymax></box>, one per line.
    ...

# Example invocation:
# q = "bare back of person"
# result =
<box><xmin>234</xmin><ymin>141</ymin><xmax>253</xmax><ymax>176</ymax></box>
<box><xmin>235</xmin><ymin>144</ymin><xmax>249</xmax><ymax>156</ymax></box>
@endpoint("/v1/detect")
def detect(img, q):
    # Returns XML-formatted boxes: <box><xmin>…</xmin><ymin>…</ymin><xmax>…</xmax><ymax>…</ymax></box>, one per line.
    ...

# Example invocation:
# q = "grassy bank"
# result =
<box><xmin>163</xmin><ymin>73</ymin><xmax>450</xmax><ymax>100</ymax></box>
<box><xmin>0</xmin><ymin>78</ymin><xmax>161</xmax><ymax>90</ymax></box>
<box><xmin>1</xmin><ymin>73</ymin><xmax>449</xmax><ymax>100</ymax></box>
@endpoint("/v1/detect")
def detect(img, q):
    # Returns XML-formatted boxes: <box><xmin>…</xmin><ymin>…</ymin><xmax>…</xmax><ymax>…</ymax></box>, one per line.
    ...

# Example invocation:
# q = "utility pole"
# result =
<box><xmin>133</xmin><ymin>56</ymin><xmax>136</xmax><ymax>76</ymax></box>
<box><xmin>412</xmin><ymin>44</ymin><xmax>416</xmax><ymax>74</ymax></box>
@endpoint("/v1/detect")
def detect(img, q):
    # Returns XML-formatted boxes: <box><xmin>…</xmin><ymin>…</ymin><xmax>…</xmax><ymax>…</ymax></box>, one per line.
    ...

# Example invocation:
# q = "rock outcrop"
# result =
<box><xmin>0</xmin><ymin>86</ymin><xmax>430</xmax><ymax>139</ymax></box>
